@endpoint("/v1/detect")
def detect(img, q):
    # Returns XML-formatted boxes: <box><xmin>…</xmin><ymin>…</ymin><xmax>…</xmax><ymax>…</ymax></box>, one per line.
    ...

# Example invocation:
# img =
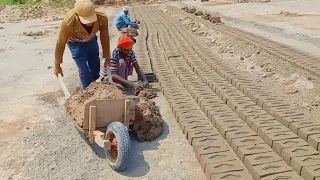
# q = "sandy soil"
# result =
<box><xmin>181</xmin><ymin>0</ymin><xmax>320</xmax><ymax>57</ymax></box>
<box><xmin>0</xmin><ymin>5</ymin><xmax>206</xmax><ymax>180</ymax></box>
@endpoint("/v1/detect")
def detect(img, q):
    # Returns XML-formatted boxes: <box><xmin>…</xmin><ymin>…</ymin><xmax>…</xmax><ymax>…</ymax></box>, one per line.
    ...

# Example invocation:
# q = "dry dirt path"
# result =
<box><xmin>132</xmin><ymin>5</ymin><xmax>320</xmax><ymax>180</ymax></box>
<box><xmin>0</xmin><ymin>6</ymin><xmax>206</xmax><ymax>180</ymax></box>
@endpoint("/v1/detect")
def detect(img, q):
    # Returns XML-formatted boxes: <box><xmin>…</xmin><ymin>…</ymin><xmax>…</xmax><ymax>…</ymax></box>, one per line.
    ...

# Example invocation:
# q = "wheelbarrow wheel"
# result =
<box><xmin>105</xmin><ymin>122</ymin><xmax>131</xmax><ymax>171</ymax></box>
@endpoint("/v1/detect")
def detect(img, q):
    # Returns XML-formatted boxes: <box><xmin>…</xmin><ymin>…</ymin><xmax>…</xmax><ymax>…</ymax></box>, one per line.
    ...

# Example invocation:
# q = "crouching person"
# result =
<box><xmin>100</xmin><ymin>35</ymin><xmax>148</xmax><ymax>94</ymax></box>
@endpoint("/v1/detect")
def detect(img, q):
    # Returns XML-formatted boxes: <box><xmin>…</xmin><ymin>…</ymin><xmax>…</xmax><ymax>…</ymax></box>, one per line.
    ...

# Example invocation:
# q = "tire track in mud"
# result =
<box><xmin>133</xmin><ymin>5</ymin><xmax>320</xmax><ymax>180</ymax></box>
<box><xmin>168</xmin><ymin>6</ymin><xmax>320</xmax><ymax>78</ymax></box>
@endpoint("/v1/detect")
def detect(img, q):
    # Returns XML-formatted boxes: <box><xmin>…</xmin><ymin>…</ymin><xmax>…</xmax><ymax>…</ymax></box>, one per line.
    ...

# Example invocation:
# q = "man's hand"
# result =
<box><xmin>132</xmin><ymin>84</ymin><xmax>144</xmax><ymax>96</ymax></box>
<box><xmin>141</xmin><ymin>80</ymin><xmax>149</xmax><ymax>88</ymax></box>
<box><xmin>54</xmin><ymin>64</ymin><xmax>63</xmax><ymax>77</ymax></box>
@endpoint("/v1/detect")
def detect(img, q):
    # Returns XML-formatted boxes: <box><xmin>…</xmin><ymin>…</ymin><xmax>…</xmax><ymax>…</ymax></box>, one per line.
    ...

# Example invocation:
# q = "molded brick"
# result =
<box><xmin>298</xmin><ymin>126</ymin><xmax>320</xmax><ymax>141</ymax></box>
<box><xmin>237</xmin><ymin>144</ymin><xmax>273</xmax><ymax>161</ymax></box>
<box><xmin>308</xmin><ymin>134</ymin><xmax>320</xmax><ymax>151</ymax></box>
<box><xmin>301</xmin><ymin>164</ymin><xmax>320</xmax><ymax>180</ymax></box>
<box><xmin>273</xmin><ymin>138</ymin><xmax>309</xmax><ymax>155</ymax></box>
<box><xmin>219</xmin><ymin>123</ymin><xmax>248</xmax><ymax>138</ymax></box>
<box><xmin>210</xmin><ymin>170</ymin><xmax>254</xmax><ymax>180</ymax></box>
<box><xmin>231</xmin><ymin>136</ymin><xmax>265</xmax><ymax>152</ymax></box>
<box><xmin>246</xmin><ymin>115</ymin><xmax>275</xmax><ymax>127</ymax></box>
<box><xmin>205</xmin><ymin>160</ymin><xmax>244</xmax><ymax>180</ymax></box>
<box><xmin>258</xmin><ymin>126</ymin><xmax>291</xmax><ymax>139</ymax></box>
<box><xmin>199</xmin><ymin>150</ymin><xmax>237</xmax><ymax>170</ymax></box>
<box><xmin>192</xmin><ymin>136</ymin><xmax>223</xmax><ymax>147</ymax></box>
<box><xmin>226</xmin><ymin>128</ymin><xmax>257</xmax><ymax>144</ymax></box>
<box><xmin>291</xmin><ymin>155</ymin><xmax>320</xmax><ymax>174</ymax></box>
<box><xmin>281</xmin><ymin>116</ymin><xmax>306</xmax><ymax>128</ymax></box>
<box><xmin>187</xmin><ymin>129</ymin><xmax>220</xmax><ymax>144</ymax></box>
<box><xmin>194</xmin><ymin>143</ymin><xmax>230</xmax><ymax>160</ymax></box>
<box><xmin>250</xmin><ymin>161</ymin><xmax>292</xmax><ymax>180</ymax></box>
<box><xmin>251</xmin><ymin>120</ymin><xmax>282</xmax><ymax>132</ymax></box>
<box><xmin>281</xmin><ymin>146</ymin><xmax>319</xmax><ymax>165</ymax></box>
<box><xmin>289</xmin><ymin>121</ymin><xmax>320</xmax><ymax>134</ymax></box>
<box><xmin>244</xmin><ymin>151</ymin><xmax>282</xmax><ymax>170</ymax></box>
<box><xmin>264</xmin><ymin>131</ymin><xmax>298</xmax><ymax>147</ymax></box>
<box><xmin>261</xmin><ymin>171</ymin><xmax>303</xmax><ymax>180</ymax></box>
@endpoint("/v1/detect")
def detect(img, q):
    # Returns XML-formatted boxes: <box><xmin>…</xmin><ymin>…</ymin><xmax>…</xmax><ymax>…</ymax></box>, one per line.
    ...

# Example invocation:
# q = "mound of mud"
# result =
<box><xmin>195</xmin><ymin>11</ymin><xmax>203</xmax><ymax>16</ymax></box>
<box><xmin>210</xmin><ymin>16</ymin><xmax>221</xmax><ymax>23</ymax></box>
<box><xmin>133</xmin><ymin>98</ymin><xmax>164</xmax><ymax>141</ymax></box>
<box><xmin>121</xmin><ymin>27</ymin><xmax>139</xmax><ymax>37</ymax></box>
<box><xmin>202</xmin><ymin>13</ymin><xmax>211</xmax><ymax>20</ymax></box>
<box><xmin>65</xmin><ymin>82</ymin><xmax>125</xmax><ymax>127</ymax></box>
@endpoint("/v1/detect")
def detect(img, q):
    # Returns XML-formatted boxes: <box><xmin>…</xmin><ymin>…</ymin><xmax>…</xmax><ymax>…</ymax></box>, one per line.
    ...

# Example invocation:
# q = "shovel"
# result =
<box><xmin>56</xmin><ymin>73</ymin><xmax>71</xmax><ymax>106</ymax></box>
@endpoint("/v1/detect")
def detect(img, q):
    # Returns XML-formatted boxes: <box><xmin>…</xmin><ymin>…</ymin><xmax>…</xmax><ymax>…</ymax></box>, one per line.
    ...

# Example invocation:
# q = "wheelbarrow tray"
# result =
<box><xmin>65</xmin><ymin>96</ymin><xmax>137</xmax><ymax>144</ymax></box>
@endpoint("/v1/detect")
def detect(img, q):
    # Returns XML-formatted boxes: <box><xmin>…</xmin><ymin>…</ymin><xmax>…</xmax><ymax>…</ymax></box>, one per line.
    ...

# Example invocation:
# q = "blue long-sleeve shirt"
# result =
<box><xmin>115</xmin><ymin>12</ymin><xmax>134</xmax><ymax>29</ymax></box>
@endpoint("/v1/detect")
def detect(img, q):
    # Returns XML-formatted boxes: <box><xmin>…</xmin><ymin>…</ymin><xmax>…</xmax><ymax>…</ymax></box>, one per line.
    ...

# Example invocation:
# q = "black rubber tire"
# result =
<box><xmin>105</xmin><ymin>122</ymin><xmax>131</xmax><ymax>171</ymax></box>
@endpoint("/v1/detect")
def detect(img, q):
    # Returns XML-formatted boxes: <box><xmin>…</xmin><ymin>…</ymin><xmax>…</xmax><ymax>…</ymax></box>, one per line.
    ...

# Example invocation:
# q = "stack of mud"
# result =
<box><xmin>65</xmin><ymin>82</ymin><xmax>163</xmax><ymax>141</ymax></box>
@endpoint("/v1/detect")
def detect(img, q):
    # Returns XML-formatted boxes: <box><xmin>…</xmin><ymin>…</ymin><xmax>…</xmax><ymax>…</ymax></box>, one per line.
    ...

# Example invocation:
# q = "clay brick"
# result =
<box><xmin>179</xmin><ymin>117</ymin><xmax>208</xmax><ymax>129</ymax></box>
<box><xmin>213</xmin><ymin>116</ymin><xmax>243</xmax><ymax>130</ymax></box>
<box><xmin>264</xmin><ymin>131</ymin><xmax>298</xmax><ymax>147</ymax></box>
<box><xmin>231</xmin><ymin>136</ymin><xmax>265</xmax><ymax>152</ymax></box>
<box><xmin>251</xmin><ymin>120</ymin><xmax>283</xmax><ymax>132</ymax></box>
<box><xmin>187</xmin><ymin>129</ymin><xmax>220</xmax><ymax>144</ymax></box>
<box><xmin>250</xmin><ymin>161</ymin><xmax>293</xmax><ymax>180</ymax></box>
<box><xmin>291</xmin><ymin>155</ymin><xmax>320</xmax><ymax>174</ymax></box>
<box><xmin>226</xmin><ymin>128</ymin><xmax>257</xmax><ymax>144</ymax></box>
<box><xmin>238</xmin><ymin>109</ymin><xmax>268</xmax><ymax>121</ymax></box>
<box><xmin>301</xmin><ymin>164</ymin><xmax>320</xmax><ymax>180</ymax></box>
<box><xmin>210</xmin><ymin>170</ymin><xmax>254</xmax><ymax>180</ymax></box>
<box><xmin>281</xmin><ymin>146</ymin><xmax>319</xmax><ymax>165</ymax></box>
<box><xmin>281</xmin><ymin>115</ymin><xmax>306</xmax><ymax>128</ymax></box>
<box><xmin>205</xmin><ymin>160</ymin><xmax>244</xmax><ymax>180</ymax></box>
<box><xmin>184</xmin><ymin>124</ymin><xmax>216</xmax><ymax>136</ymax></box>
<box><xmin>219</xmin><ymin>123</ymin><xmax>248</xmax><ymax>138</ymax></box>
<box><xmin>298</xmin><ymin>126</ymin><xmax>320</xmax><ymax>141</ymax></box>
<box><xmin>289</xmin><ymin>121</ymin><xmax>320</xmax><ymax>134</ymax></box>
<box><xmin>194</xmin><ymin>143</ymin><xmax>230</xmax><ymax>160</ymax></box>
<box><xmin>246</xmin><ymin>115</ymin><xmax>275</xmax><ymax>127</ymax></box>
<box><xmin>272</xmin><ymin>138</ymin><xmax>309</xmax><ymax>155</ymax></box>
<box><xmin>244</xmin><ymin>151</ymin><xmax>282</xmax><ymax>170</ymax></box>
<box><xmin>258</xmin><ymin>125</ymin><xmax>291</xmax><ymax>139</ymax></box>
<box><xmin>237</xmin><ymin>143</ymin><xmax>273</xmax><ymax>161</ymax></box>
<box><xmin>199</xmin><ymin>150</ymin><xmax>237</xmax><ymax>170</ymax></box>
<box><xmin>308</xmin><ymin>134</ymin><xmax>320</xmax><ymax>151</ymax></box>
<box><xmin>260</xmin><ymin>171</ymin><xmax>303</xmax><ymax>180</ymax></box>
<box><xmin>192</xmin><ymin>136</ymin><xmax>224</xmax><ymax>147</ymax></box>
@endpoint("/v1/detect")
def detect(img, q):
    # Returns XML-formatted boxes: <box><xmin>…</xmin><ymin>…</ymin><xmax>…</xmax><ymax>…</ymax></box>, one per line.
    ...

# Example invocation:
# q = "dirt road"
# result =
<box><xmin>0</xmin><ymin>5</ymin><xmax>205</xmax><ymax>180</ymax></box>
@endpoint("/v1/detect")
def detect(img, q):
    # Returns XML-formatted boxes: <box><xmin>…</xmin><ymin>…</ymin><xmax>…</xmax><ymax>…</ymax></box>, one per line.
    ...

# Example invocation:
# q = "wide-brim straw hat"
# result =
<box><xmin>75</xmin><ymin>0</ymin><xmax>97</xmax><ymax>24</ymax></box>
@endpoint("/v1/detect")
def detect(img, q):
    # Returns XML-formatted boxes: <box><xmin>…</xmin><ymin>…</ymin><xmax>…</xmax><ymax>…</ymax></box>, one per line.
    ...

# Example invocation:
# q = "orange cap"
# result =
<box><xmin>117</xmin><ymin>35</ymin><xmax>133</xmax><ymax>48</ymax></box>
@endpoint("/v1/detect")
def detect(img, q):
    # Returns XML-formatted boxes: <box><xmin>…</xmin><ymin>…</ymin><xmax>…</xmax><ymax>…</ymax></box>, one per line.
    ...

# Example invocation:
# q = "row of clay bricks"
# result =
<box><xmin>171</xmin><ymin>6</ymin><xmax>320</xmax><ymax>77</ymax></box>
<box><xmin>141</xmin><ymin>7</ymin><xmax>304</xmax><ymax>180</ymax></box>
<box><xmin>157</xmin><ymin>9</ymin><xmax>320</xmax><ymax>162</ymax></box>
<box><xmin>151</xmin><ymin>7</ymin><xmax>320</xmax><ymax>179</ymax></box>
<box><xmin>138</xmin><ymin>7</ymin><xmax>256</xmax><ymax>180</ymax></box>
<box><xmin>130</xmin><ymin>8</ymin><xmax>153</xmax><ymax>74</ymax></box>
<box><xmin>159</xmin><ymin>7</ymin><xmax>320</xmax><ymax>154</ymax></box>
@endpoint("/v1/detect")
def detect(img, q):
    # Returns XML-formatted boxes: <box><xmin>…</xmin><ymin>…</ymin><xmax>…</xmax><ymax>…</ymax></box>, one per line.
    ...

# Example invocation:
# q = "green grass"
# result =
<box><xmin>0</xmin><ymin>0</ymin><xmax>34</xmax><ymax>5</ymax></box>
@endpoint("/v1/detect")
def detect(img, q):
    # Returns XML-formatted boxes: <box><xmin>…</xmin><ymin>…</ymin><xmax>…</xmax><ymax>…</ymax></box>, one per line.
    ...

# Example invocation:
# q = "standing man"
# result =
<box><xmin>54</xmin><ymin>0</ymin><xmax>111</xmax><ymax>90</ymax></box>
<box><xmin>115</xmin><ymin>6</ymin><xmax>138</xmax><ymax>30</ymax></box>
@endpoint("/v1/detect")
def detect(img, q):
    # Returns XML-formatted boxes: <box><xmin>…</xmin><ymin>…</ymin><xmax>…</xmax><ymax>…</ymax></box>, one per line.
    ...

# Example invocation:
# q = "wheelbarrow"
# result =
<box><xmin>57</xmin><ymin>74</ymin><xmax>137</xmax><ymax>171</ymax></box>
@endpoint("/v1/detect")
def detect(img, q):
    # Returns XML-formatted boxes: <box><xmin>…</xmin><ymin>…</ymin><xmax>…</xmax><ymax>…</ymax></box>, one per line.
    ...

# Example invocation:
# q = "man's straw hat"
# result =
<box><xmin>75</xmin><ymin>0</ymin><xmax>97</xmax><ymax>24</ymax></box>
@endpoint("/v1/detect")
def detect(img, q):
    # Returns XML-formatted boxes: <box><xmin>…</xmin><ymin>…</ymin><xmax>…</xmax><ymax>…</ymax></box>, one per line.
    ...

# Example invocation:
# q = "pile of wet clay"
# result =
<box><xmin>65</xmin><ymin>82</ymin><xmax>163</xmax><ymax>142</ymax></box>
<box><xmin>65</xmin><ymin>82</ymin><xmax>125</xmax><ymax>127</ymax></box>
<box><xmin>133</xmin><ymin>96</ymin><xmax>164</xmax><ymax>142</ymax></box>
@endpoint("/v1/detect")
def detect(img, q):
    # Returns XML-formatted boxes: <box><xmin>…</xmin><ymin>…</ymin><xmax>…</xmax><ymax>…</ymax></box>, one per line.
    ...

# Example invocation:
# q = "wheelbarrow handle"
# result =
<box><xmin>58</xmin><ymin>73</ymin><xmax>71</xmax><ymax>98</ymax></box>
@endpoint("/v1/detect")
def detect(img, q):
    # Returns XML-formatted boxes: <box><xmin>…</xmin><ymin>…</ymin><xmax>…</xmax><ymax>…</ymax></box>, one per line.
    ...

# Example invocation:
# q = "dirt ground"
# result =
<box><xmin>0</xmin><ymin>5</ymin><xmax>206</xmax><ymax>180</ymax></box>
<box><xmin>2</xmin><ymin>0</ymin><xmax>320</xmax><ymax>179</ymax></box>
